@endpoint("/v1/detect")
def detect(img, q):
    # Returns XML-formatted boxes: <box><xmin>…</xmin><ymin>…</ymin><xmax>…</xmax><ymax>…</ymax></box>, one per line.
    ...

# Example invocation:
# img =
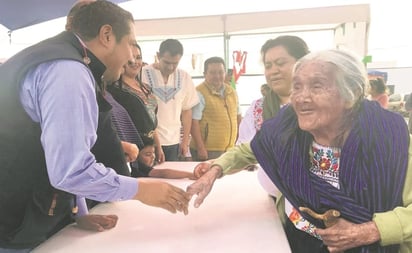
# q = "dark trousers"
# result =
<box><xmin>190</xmin><ymin>148</ymin><xmax>224</xmax><ymax>161</ymax></box>
<box><xmin>283</xmin><ymin>216</ymin><xmax>328</xmax><ymax>253</ymax></box>
<box><xmin>162</xmin><ymin>144</ymin><xmax>180</xmax><ymax>161</ymax></box>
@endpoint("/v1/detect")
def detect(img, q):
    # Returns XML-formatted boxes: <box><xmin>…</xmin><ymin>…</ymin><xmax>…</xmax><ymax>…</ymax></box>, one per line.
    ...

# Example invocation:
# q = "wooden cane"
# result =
<box><xmin>299</xmin><ymin>207</ymin><xmax>341</xmax><ymax>227</ymax></box>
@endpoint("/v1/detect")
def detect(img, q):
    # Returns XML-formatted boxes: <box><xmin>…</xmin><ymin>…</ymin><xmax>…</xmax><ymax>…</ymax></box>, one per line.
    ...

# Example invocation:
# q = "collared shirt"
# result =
<box><xmin>19</xmin><ymin>60</ymin><xmax>138</xmax><ymax>215</ymax></box>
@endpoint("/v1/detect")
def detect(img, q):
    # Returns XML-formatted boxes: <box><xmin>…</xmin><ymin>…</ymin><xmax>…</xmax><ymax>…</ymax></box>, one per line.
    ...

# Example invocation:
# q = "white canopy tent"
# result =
<box><xmin>126</xmin><ymin>4</ymin><xmax>369</xmax><ymax>81</ymax></box>
<box><xmin>134</xmin><ymin>4</ymin><xmax>369</xmax><ymax>37</ymax></box>
<box><xmin>0</xmin><ymin>3</ymin><xmax>369</xmax><ymax>58</ymax></box>
<box><xmin>0</xmin><ymin>3</ymin><xmax>371</xmax><ymax>102</ymax></box>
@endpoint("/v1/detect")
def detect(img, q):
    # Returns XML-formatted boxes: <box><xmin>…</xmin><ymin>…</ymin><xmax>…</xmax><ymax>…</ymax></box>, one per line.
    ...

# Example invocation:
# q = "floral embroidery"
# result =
<box><xmin>252</xmin><ymin>98</ymin><xmax>288</xmax><ymax>132</ymax></box>
<box><xmin>286</xmin><ymin>205</ymin><xmax>321</xmax><ymax>239</ymax></box>
<box><xmin>311</xmin><ymin>143</ymin><xmax>340</xmax><ymax>179</ymax></box>
<box><xmin>253</xmin><ymin>98</ymin><xmax>264</xmax><ymax>131</ymax></box>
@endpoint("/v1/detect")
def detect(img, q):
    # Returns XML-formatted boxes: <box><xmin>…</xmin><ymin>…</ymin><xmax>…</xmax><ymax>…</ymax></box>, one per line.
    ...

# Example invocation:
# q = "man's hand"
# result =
<box><xmin>134</xmin><ymin>179</ymin><xmax>191</xmax><ymax>215</ymax></box>
<box><xmin>179</xmin><ymin>145</ymin><xmax>190</xmax><ymax>160</ymax></box>
<box><xmin>76</xmin><ymin>214</ymin><xmax>118</xmax><ymax>232</ymax></box>
<box><xmin>186</xmin><ymin>165</ymin><xmax>222</xmax><ymax>208</ymax></box>
<box><xmin>316</xmin><ymin>218</ymin><xmax>380</xmax><ymax>253</ymax></box>
<box><xmin>196</xmin><ymin>147</ymin><xmax>208</xmax><ymax>161</ymax></box>
<box><xmin>155</xmin><ymin>146</ymin><xmax>165</xmax><ymax>164</ymax></box>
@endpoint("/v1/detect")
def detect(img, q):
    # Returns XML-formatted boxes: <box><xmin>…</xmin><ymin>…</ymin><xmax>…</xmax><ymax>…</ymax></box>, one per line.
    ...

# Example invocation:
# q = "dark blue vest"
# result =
<box><xmin>0</xmin><ymin>31</ymin><xmax>128</xmax><ymax>248</ymax></box>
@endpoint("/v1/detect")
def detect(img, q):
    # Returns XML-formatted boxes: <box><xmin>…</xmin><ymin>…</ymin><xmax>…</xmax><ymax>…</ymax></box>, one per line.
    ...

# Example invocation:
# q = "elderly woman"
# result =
<box><xmin>187</xmin><ymin>49</ymin><xmax>412</xmax><ymax>253</ymax></box>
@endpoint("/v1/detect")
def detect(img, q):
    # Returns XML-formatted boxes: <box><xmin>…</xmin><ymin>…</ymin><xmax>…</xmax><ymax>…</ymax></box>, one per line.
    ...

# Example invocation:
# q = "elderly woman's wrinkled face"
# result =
<box><xmin>290</xmin><ymin>60</ymin><xmax>348</xmax><ymax>142</ymax></box>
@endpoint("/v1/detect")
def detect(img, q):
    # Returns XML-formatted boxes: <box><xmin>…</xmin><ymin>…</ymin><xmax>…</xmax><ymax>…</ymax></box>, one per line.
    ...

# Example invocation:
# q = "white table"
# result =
<box><xmin>33</xmin><ymin>162</ymin><xmax>291</xmax><ymax>253</ymax></box>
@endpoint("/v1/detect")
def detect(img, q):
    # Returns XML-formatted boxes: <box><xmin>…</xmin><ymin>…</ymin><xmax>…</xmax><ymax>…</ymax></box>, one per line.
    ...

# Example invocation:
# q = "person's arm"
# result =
<box><xmin>191</xmin><ymin>119</ymin><xmax>208</xmax><ymax>160</ymax></box>
<box><xmin>22</xmin><ymin>61</ymin><xmax>137</xmax><ymax>202</ymax></box>
<box><xmin>316</xmin><ymin>135</ymin><xmax>412</xmax><ymax>251</ymax></box>
<box><xmin>187</xmin><ymin>142</ymin><xmax>258</xmax><ymax>207</ymax></box>
<box><xmin>213</xmin><ymin>142</ymin><xmax>258</xmax><ymax>175</ymax></box>
<box><xmin>180</xmin><ymin>72</ymin><xmax>200</xmax><ymax>158</ymax></box>
<box><xmin>121</xmin><ymin>141</ymin><xmax>139</xmax><ymax>162</ymax></box>
<box><xmin>22</xmin><ymin>61</ymin><xmax>189</xmax><ymax>214</ymax></box>
<box><xmin>236</xmin><ymin>99</ymin><xmax>258</xmax><ymax>145</ymax></box>
<box><xmin>373</xmin><ymin>135</ymin><xmax>412</xmax><ymax>246</ymax></box>
<box><xmin>153</xmin><ymin>130</ymin><xmax>165</xmax><ymax>163</ymax></box>
<box><xmin>180</xmin><ymin>108</ymin><xmax>192</xmax><ymax>157</ymax></box>
<box><xmin>190</xmin><ymin>92</ymin><xmax>207</xmax><ymax>160</ymax></box>
<box><xmin>149</xmin><ymin>168</ymin><xmax>195</xmax><ymax>179</ymax></box>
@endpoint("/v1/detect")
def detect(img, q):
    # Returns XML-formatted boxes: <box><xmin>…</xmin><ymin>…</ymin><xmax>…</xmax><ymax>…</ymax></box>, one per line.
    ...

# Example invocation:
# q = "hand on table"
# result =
<box><xmin>316</xmin><ymin>218</ymin><xmax>380</xmax><ymax>252</ymax></box>
<box><xmin>76</xmin><ymin>214</ymin><xmax>118</xmax><ymax>232</ymax></box>
<box><xmin>193</xmin><ymin>161</ymin><xmax>214</xmax><ymax>178</ymax></box>
<box><xmin>155</xmin><ymin>146</ymin><xmax>165</xmax><ymax>164</ymax></box>
<box><xmin>135</xmin><ymin>178</ymin><xmax>191</xmax><ymax>215</ymax></box>
<box><xmin>196</xmin><ymin>147</ymin><xmax>208</xmax><ymax>161</ymax></box>
<box><xmin>187</xmin><ymin>165</ymin><xmax>222</xmax><ymax>208</ymax></box>
<box><xmin>121</xmin><ymin>141</ymin><xmax>139</xmax><ymax>162</ymax></box>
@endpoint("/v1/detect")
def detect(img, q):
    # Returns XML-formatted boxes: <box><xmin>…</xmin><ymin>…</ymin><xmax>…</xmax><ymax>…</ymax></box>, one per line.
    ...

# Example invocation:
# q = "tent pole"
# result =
<box><xmin>8</xmin><ymin>30</ymin><xmax>12</xmax><ymax>44</ymax></box>
<box><xmin>222</xmin><ymin>15</ymin><xmax>230</xmax><ymax>69</ymax></box>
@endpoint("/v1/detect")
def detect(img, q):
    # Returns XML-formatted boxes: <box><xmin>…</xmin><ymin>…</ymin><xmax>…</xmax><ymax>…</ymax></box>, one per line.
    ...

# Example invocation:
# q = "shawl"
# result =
<box><xmin>262</xmin><ymin>90</ymin><xmax>281</xmax><ymax>121</ymax></box>
<box><xmin>251</xmin><ymin>100</ymin><xmax>409</xmax><ymax>253</ymax></box>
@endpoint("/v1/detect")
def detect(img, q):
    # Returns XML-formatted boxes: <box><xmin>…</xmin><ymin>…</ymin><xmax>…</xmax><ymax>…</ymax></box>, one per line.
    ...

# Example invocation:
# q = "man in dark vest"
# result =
<box><xmin>0</xmin><ymin>1</ymin><xmax>190</xmax><ymax>251</ymax></box>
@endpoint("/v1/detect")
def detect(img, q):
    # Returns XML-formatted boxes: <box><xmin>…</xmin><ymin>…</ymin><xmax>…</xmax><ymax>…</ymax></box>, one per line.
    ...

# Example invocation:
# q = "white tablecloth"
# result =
<box><xmin>33</xmin><ymin>162</ymin><xmax>290</xmax><ymax>253</ymax></box>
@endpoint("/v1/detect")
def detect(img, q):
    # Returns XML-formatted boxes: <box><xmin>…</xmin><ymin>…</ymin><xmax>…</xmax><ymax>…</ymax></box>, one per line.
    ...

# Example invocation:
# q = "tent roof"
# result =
<box><xmin>134</xmin><ymin>4</ymin><xmax>370</xmax><ymax>39</ymax></box>
<box><xmin>0</xmin><ymin>0</ymin><xmax>129</xmax><ymax>31</ymax></box>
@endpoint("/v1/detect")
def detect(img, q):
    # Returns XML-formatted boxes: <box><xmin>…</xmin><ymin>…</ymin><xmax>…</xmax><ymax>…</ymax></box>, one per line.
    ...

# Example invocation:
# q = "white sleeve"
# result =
<box><xmin>236</xmin><ymin>99</ymin><xmax>258</xmax><ymax>144</ymax></box>
<box><xmin>257</xmin><ymin>167</ymin><xmax>281</xmax><ymax>199</ymax></box>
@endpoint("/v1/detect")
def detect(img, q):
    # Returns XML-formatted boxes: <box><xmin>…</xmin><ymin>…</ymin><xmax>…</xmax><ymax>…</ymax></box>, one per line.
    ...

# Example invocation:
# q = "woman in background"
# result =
<box><xmin>368</xmin><ymin>77</ymin><xmax>389</xmax><ymax>108</ymax></box>
<box><xmin>237</xmin><ymin>36</ymin><xmax>310</xmax><ymax>144</ymax></box>
<box><xmin>108</xmin><ymin>43</ymin><xmax>166</xmax><ymax>164</ymax></box>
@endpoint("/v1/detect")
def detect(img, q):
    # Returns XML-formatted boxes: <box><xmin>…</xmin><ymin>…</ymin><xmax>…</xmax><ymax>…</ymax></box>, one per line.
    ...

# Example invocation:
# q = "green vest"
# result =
<box><xmin>191</xmin><ymin>82</ymin><xmax>238</xmax><ymax>151</ymax></box>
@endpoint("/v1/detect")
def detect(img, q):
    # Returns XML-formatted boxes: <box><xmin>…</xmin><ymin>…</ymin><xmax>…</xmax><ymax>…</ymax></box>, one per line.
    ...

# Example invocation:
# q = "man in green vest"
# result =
<box><xmin>190</xmin><ymin>57</ymin><xmax>242</xmax><ymax>161</ymax></box>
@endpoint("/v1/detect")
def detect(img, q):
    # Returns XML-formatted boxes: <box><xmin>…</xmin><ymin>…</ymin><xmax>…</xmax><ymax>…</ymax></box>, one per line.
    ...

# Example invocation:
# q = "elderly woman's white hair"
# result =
<box><xmin>293</xmin><ymin>49</ymin><xmax>369</xmax><ymax>109</ymax></box>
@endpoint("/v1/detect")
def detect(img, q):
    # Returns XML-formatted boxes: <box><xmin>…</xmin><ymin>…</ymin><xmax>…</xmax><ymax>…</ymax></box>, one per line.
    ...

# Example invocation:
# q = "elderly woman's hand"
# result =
<box><xmin>187</xmin><ymin>165</ymin><xmax>222</xmax><ymax>208</ymax></box>
<box><xmin>316</xmin><ymin>218</ymin><xmax>381</xmax><ymax>252</ymax></box>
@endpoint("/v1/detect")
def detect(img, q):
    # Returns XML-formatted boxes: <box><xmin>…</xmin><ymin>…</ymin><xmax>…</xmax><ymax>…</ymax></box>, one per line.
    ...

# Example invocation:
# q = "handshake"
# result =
<box><xmin>136</xmin><ymin>161</ymin><xmax>223</xmax><ymax>215</ymax></box>
<box><xmin>76</xmin><ymin>162</ymin><xmax>222</xmax><ymax>232</ymax></box>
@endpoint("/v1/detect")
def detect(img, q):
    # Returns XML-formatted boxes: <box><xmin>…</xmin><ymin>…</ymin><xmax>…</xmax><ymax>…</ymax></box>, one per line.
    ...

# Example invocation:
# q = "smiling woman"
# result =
<box><xmin>187</xmin><ymin>48</ymin><xmax>412</xmax><ymax>253</ymax></box>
